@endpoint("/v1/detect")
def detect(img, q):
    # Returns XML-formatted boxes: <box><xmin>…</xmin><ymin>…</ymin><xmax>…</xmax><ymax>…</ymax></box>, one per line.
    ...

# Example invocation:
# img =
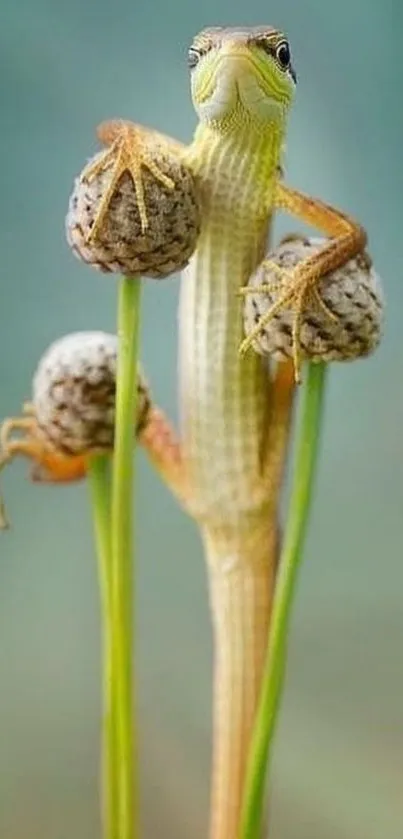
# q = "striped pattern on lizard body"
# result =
<box><xmin>180</xmin><ymin>121</ymin><xmax>282</xmax><ymax>527</ymax></box>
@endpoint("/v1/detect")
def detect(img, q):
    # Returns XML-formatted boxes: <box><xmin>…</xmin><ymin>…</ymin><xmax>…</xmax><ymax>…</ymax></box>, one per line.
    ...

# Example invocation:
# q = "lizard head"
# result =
<box><xmin>188</xmin><ymin>26</ymin><xmax>296</xmax><ymax>131</ymax></box>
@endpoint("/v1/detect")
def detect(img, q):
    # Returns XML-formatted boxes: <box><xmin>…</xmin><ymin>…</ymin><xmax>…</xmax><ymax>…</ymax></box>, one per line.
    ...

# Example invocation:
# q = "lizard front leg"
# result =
<box><xmin>239</xmin><ymin>181</ymin><xmax>367</xmax><ymax>382</ymax></box>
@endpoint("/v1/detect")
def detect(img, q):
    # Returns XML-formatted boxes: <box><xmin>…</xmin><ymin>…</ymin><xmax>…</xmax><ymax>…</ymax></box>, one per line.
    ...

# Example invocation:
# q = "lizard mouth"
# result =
<box><xmin>194</xmin><ymin>49</ymin><xmax>288</xmax><ymax>125</ymax></box>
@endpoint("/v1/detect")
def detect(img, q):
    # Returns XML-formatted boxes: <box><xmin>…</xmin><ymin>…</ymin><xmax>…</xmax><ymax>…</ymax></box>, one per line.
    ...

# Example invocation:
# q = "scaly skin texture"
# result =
<box><xmin>0</xmin><ymin>24</ymin><xmax>368</xmax><ymax>839</ymax></box>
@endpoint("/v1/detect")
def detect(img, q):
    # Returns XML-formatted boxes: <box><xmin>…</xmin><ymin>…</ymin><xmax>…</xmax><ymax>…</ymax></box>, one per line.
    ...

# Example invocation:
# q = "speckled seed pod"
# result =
<box><xmin>243</xmin><ymin>235</ymin><xmax>384</xmax><ymax>363</ymax></box>
<box><xmin>66</xmin><ymin>124</ymin><xmax>201</xmax><ymax>278</ymax></box>
<box><xmin>33</xmin><ymin>332</ymin><xmax>150</xmax><ymax>456</ymax></box>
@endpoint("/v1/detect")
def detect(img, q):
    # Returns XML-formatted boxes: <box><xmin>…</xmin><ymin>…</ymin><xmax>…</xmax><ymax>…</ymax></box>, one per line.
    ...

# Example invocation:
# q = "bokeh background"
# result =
<box><xmin>0</xmin><ymin>0</ymin><xmax>402</xmax><ymax>837</ymax></box>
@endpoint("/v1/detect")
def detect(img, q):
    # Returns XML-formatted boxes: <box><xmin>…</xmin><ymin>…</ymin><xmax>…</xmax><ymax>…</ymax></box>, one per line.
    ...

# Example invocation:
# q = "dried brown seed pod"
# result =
<box><xmin>33</xmin><ymin>332</ymin><xmax>150</xmax><ymax>456</ymax></box>
<box><xmin>243</xmin><ymin>235</ymin><xmax>384</xmax><ymax>364</ymax></box>
<box><xmin>66</xmin><ymin>120</ymin><xmax>201</xmax><ymax>278</ymax></box>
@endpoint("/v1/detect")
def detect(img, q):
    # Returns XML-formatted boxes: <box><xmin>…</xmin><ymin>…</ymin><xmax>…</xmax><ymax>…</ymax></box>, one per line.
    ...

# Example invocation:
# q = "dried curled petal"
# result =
<box><xmin>33</xmin><ymin>331</ymin><xmax>150</xmax><ymax>456</ymax></box>
<box><xmin>243</xmin><ymin>235</ymin><xmax>384</xmax><ymax>364</ymax></box>
<box><xmin>66</xmin><ymin>122</ymin><xmax>201</xmax><ymax>278</ymax></box>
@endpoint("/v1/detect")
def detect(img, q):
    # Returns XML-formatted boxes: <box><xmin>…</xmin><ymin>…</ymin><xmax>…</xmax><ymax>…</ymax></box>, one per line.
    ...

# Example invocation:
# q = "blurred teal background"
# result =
<box><xmin>0</xmin><ymin>0</ymin><xmax>402</xmax><ymax>837</ymax></box>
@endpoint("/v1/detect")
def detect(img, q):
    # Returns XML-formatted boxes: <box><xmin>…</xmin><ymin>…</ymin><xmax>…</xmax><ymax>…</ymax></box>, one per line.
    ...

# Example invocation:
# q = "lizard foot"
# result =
<box><xmin>81</xmin><ymin>120</ymin><xmax>175</xmax><ymax>242</ymax></box>
<box><xmin>239</xmin><ymin>259</ymin><xmax>339</xmax><ymax>384</ymax></box>
<box><xmin>68</xmin><ymin>120</ymin><xmax>201</xmax><ymax>278</ymax></box>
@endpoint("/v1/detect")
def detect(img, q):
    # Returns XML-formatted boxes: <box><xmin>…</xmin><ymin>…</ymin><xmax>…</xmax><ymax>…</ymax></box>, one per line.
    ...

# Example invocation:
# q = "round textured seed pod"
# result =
<box><xmin>66</xmin><ymin>122</ymin><xmax>201</xmax><ymax>278</ymax></box>
<box><xmin>32</xmin><ymin>332</ymin><xmax>151</xmax><ymax>456</ymax></box>
<box><xmin>243</xmin><ymin>235</ymin><xmax>384</xmax><ymax>363</ymax></box>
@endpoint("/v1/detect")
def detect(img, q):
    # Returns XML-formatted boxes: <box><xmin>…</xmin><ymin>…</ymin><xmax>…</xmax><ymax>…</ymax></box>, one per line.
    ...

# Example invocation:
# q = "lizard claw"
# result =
<box><xmin>237</xmin><ymin>278</ymin><xmax>282</xmax><ymax>298</ymax></box>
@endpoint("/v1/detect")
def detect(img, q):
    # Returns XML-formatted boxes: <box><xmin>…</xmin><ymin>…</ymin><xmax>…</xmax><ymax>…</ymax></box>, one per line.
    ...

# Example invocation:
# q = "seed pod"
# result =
<box><xmin>33</xmin><ymin>332</ymin><xmax>150</xmax><ymax>456</ymax></box>
<box><xmin>66</xmin><ymin>121</ymin><xmax>201</xmax><ymax>278</ymax></box>
<box><xmin>243</xmin><ymin>235</ymin><xmax>384</xmax><ymax>363</ymax></box>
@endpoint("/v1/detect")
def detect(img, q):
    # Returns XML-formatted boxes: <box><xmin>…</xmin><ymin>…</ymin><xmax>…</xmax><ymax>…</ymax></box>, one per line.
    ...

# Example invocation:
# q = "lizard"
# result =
<box><xmin>0</xmin><ymin>25</ymin><xmax>368</xmax><ymax>839</ymax></box>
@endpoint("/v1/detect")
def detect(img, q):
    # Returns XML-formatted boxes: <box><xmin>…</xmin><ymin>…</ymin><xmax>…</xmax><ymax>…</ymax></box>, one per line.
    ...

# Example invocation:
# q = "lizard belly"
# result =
<box><xmin>179</xmin><ymin>199</ymin><xmax>271</xmax><ymax>524</ymax></box>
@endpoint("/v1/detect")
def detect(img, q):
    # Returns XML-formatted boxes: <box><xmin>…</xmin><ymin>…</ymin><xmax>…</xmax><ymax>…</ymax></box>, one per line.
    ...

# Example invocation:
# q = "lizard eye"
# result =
<box><xmin>188</xmin><ymin>47</ymin><xmax>201</xmax><ymax>70</ymax></box>
<box><xmin>275</xmin><ymin>41</ymin><xmax>291</xmax><ymax>70</ymax></box>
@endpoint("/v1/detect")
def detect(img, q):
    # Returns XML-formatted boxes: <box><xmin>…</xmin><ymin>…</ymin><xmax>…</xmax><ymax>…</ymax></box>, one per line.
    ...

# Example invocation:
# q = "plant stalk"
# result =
<box><xmin>87</xmin><ymin>454</ymin><xmax>118</xmax><ymax>839</ymax></box>
<box><xmin>240</xmin><ymin>361</ymin><xmax>328</xmax><ymax>839</ymax></box>
<box><xmin>111</xmin><ymin>276</ymin><xmax>142</xmax><ymax>839</ymax></box>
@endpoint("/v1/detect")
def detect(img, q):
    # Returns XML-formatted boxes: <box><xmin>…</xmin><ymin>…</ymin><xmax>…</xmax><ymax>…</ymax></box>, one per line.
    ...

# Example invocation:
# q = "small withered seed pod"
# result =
<box><xmin>33</xmin><ymin>332</ymin><xmax>150</xmax><ymax>456</ymax></box>
<box><xmin>243</xmin><ymin>235</ymin><xmax>384</xmax><ymax>364</ymax></box>
<box><xmin>66</xmin><ymin>121</ymin><xmax>201</xmax><ymax>278</ymax></box>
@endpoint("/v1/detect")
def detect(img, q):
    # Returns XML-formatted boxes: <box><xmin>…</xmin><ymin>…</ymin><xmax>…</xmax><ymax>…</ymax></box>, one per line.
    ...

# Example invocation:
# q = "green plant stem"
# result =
<box><xmin>111</xmin><ymin>276</ymin><xmax>142</xmax><ymax>839</ymax></box>
<box><xmin>87</xmin><ymin>454</ymin><xmax>118</xmax><ymax>839</ymax></box>
<box><xmin>240</xmin><ymin>361</ymin><xmax>328</xmax><ymax>839</ymax></box>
